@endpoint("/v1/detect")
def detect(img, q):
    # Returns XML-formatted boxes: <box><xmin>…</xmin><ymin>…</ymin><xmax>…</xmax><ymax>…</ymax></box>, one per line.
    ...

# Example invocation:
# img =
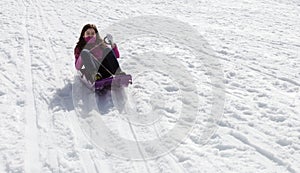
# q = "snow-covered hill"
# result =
<box><xmin>0</xmin><ymin>0</ymin><xmax>299</xmax><ymax>172</ymax></box>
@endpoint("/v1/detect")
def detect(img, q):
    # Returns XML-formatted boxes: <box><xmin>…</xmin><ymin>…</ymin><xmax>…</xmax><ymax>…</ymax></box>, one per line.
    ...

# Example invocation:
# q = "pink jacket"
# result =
<box><xmin>74</xmin><ymin>44</ymin><xmax>120</xmax><ymax>70</ymax></box>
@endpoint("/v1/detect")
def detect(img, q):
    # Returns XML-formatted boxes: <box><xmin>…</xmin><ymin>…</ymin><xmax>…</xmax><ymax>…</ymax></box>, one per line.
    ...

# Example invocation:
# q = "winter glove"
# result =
<box><xmin>104</xmin><ymin>33</ymin><xmax>114</xmax><ymax>46</ymax></box>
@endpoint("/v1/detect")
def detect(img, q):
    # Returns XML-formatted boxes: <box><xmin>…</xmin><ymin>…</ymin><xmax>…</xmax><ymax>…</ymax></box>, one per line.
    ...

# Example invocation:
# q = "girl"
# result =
<box><xmin>74</xmin><ymin>24</ymin><xmax>125</xmax><ymax>83</ymax></box>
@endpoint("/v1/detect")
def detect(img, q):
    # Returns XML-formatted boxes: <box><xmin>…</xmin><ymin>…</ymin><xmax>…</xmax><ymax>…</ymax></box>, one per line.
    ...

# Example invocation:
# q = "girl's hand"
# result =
<box><xmin>105</xmin><ymin>34</ymin><xmax>114</xmax><ymax>45</ymax></box>
<box><xmin>104</xmin><ymin>34</ymin><xmax>116</xmax><ymax>48</ymax></box>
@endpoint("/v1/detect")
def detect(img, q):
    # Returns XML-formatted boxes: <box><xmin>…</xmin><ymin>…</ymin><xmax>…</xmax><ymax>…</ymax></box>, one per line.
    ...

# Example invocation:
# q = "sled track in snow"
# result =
<box><xmin>72</xmin><ymin>75</ymin><xmax>190</xmax><ymax>173</ymax></box>
<box><xmin>19</xmin><ymin>0</ymin><xmax>42</xmax><ymax>172</ymax></box>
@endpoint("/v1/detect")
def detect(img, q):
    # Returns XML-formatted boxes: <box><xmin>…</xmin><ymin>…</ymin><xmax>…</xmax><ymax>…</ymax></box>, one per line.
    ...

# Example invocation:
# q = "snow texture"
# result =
<box><xmin>0</xmin><ymin>0</ymin><xmax>299</xmax><ymax>172</ymax></box>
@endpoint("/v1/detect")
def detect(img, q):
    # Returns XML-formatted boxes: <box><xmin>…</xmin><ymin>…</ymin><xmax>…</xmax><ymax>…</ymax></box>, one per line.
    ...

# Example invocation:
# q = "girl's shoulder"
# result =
<box><xmin>74</xmin><ymin>44</ymin><xmax>81</xmax><ymax>53</ymax></box>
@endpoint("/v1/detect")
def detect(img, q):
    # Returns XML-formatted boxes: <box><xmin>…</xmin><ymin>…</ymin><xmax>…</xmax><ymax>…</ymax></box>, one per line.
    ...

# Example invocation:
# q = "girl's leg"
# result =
<box><xmin>98</xmin><ymin>48</ymin><xmax>122</xmax><ymax>78</ymax></box>
<box><xmin>80</xmin><ymin>49</ymin><xmax>101</xmax><ymax>81</ymax></box>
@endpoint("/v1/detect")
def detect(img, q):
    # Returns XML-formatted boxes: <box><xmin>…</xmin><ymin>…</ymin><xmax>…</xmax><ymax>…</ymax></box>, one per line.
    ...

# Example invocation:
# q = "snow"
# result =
<box><xmin>0</xmin><ymin>0</ymin><xmax>300</xmax><ymax>172</ymax></box>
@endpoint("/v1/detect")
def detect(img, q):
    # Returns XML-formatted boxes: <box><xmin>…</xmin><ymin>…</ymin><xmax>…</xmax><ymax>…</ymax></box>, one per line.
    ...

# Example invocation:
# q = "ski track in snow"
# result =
<box><xmin>0</xmin><ymin>0</ymin><xmax>299</xmax><ymax>172</ymax></box>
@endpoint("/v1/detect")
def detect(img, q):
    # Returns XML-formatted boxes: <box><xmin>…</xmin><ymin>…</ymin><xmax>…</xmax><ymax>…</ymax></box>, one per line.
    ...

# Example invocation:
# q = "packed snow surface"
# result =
<box><xmin>0</xmin><ymin>0</ymin><xmax>299</xmax><ymax>172</ymax></box>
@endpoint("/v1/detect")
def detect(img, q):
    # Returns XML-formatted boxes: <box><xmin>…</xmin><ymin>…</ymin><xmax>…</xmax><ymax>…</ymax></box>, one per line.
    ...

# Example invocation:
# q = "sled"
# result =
<box><xmin>77</xmin><ymin>70</ymin><xmax>132</xmax><ymax>92</ymax></box>
<box><xmin>94</xmin><ymin>74</ymin><xmax>132</xmax><ymax>91</ymax></box>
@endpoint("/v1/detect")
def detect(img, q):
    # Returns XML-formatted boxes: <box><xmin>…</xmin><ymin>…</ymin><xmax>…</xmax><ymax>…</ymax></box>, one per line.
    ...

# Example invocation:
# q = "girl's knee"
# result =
<box><xmin>80</xmin><ymin>49</ymin><xmax>90</xmax><ymax>57</ymax></box>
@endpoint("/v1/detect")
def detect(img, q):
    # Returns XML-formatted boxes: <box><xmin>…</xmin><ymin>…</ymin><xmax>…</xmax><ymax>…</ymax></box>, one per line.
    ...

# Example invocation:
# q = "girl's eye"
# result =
<box><xmin>86</xmin><ymin>32</ymin><xmax>95</xmax><ymax>36</ymax></box>
<box><xmin>85</xmin><ymin>30</ymin><xmax>95</xmax><ymax>36</ymax></box>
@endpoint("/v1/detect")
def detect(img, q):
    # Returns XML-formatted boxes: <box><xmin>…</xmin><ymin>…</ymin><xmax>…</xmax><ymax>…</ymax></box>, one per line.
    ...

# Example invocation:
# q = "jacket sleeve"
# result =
<box><xmin>112</xmin><ymin>44</ymin><xmax>120</xmax><ymax>58</ymax></box>
<box><xmin>74</xmin><ymin>46</ymin><xmax>83</xmax><ymax>70</ymax></box>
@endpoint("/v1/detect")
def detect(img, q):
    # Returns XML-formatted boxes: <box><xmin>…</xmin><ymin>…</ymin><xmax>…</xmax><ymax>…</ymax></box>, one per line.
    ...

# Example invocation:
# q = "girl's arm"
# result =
<box><xmin>74</xmin><ymin>46</ymin><xmax>83</xmax><ymax>70</ymax></box>
<box><xmin>111</xmin><ymin>43</ymin><xmax>120</xmax><ymax>58</ymax></box>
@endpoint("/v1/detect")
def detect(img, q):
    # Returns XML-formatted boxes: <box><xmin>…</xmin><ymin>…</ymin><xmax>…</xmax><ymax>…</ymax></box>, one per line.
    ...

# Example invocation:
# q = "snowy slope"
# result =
<box><xmin>0</xmin><ymin>0</ymin><xmax>299</xmax><ymax>172</ymax></box>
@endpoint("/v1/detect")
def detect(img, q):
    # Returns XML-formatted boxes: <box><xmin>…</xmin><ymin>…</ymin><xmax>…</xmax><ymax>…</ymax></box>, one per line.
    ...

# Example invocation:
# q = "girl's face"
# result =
<box><xmin>84</xmin><ymin>28</ymin><xmax>96</xmax><ymax>38</ymax></box>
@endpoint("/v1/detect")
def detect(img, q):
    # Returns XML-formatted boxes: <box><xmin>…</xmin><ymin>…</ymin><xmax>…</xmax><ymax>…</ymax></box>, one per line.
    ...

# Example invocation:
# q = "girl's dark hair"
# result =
<box><xmin>76</xmin><ymin>24</ymin><xmax>106</xmax><ymax>51</ymax></box>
